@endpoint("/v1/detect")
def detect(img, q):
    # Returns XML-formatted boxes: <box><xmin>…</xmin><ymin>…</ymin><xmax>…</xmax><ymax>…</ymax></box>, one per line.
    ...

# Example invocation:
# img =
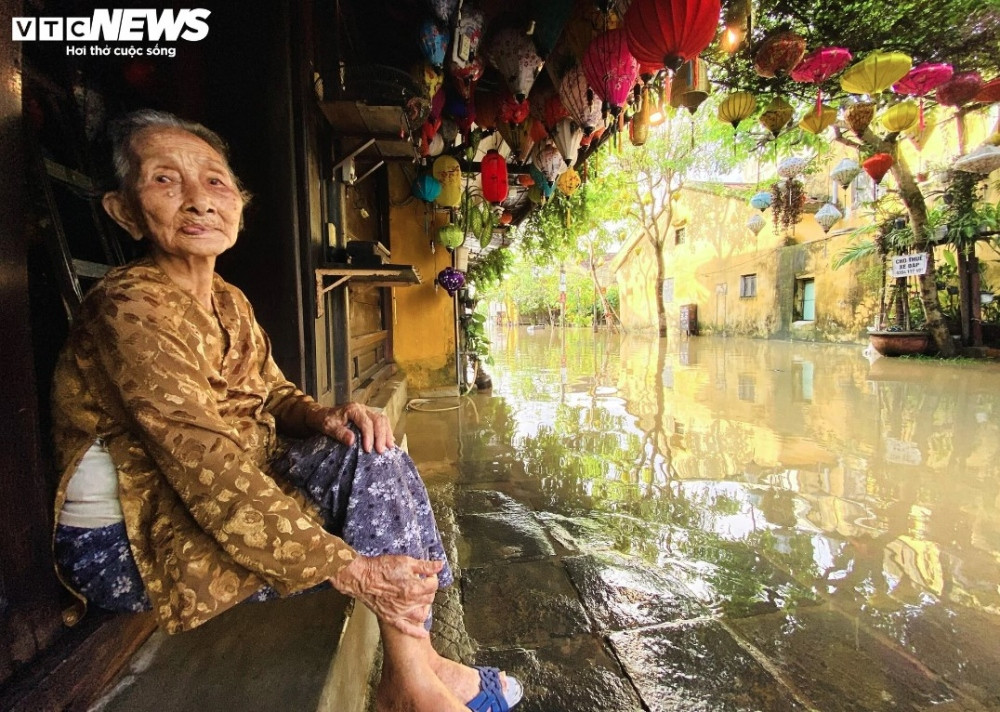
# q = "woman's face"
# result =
<box><xmin>120</xmin><ymin>127</ymin><xmax>244</xmax><ymax>260</ymax></box>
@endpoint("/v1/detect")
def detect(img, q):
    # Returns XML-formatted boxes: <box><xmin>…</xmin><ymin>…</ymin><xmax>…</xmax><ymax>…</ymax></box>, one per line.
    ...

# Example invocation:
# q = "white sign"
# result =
<box><xmin>891</xmin><ymin>253</ymin><xmax>929</xmax><ymax>278</ymax></box>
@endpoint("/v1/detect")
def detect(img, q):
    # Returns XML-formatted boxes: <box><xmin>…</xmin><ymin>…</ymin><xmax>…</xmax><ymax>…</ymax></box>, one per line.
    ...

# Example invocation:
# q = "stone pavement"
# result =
<box><xmin>403</xmin><ymin>399</ymin><xmax>1000</xmax><ymax>712</ymax></box>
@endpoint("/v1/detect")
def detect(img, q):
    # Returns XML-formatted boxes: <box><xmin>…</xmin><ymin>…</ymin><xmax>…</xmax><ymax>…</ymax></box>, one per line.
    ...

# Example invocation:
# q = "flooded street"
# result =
<box><xmin>405</xmin><ymin>328</ymin><xmax>1000</xmax><ymax>712</ymax></box>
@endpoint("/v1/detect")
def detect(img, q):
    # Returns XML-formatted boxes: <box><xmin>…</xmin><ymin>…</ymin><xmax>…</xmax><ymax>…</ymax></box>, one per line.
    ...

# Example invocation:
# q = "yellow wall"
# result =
<box><xmin>388</xmin><ymin>164</ymin><xmax>459</xmax><ymax>390</ymax></box>
<box><xmin>613</xmin><ymin>106</ymin><xmax>1000</xmax><ymax>343</ymax></box>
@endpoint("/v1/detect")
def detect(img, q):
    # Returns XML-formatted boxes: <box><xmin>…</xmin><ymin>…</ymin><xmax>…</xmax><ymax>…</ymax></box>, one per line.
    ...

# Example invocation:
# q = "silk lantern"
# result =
<box><xmin>542</xmin><ymin>93</ymin><xmax>570</xmax><ymax>131</ymax></box>
<box><xmin>429</xmin><ymin>0</ymin><xmax>458</xmax><ymax>23</ymax></box>
<box><xmin>893</xmin><ymin>63</ymin><xmax>953</xmax><ymax>129</ymax></box>
<box><xmin>582</xmin><ymin>28</ymin><xmax>641</xmax><ymax>117</ymax></box>
<box><xmin>777</xmin><ymin>156</ymin><xmax>808</xmax><ymax>179</ymax></box>
<box><xmin>831</xmin><ymin>158</ymin><xmax>861</xmax><ymax>189</ymax></box>
<box><xmin>953</xmin><ymin>145</ymin><xmax>1000</xmax><ymax>175</ymax></box>
<box><xmin>975</xmin><ymin>77</ymin><xmax>1000</xmax><ymax>104</ymax></box>
<box><xmin>451</xmin><ymin>6</ymin><xmax>485</xmax><ymax>67</ymax></box>
<box><xmin>845</xmin><ymin>101</ymin><xmax>875</xmax><ymax>138</ymax></box>
<box><xmin>753</xmin><ymin>31</ymin><xmax>806</xmax><ymax>78</ymax></box>
<box><xmin>790</xmin><ymin>47</ymin><xmax>852</xmax><ymax>117</ymax></box>
<box><xmin>863</xmin><ymin>153</ymin><xmax>893</xmax><ymax>185</ymax></box>
<box><xmin>559</xmin><ymin>64</ymin><xmax>604</xmax><ymax>134</ymax></box>
<box><xmin>799</xmin><ymin>105</ymin><xmax>837</xmax><ymax>134</ymax></box>
<box><xmin>750</xmin><ymin>191</ymin><xmax>772</xmax><ymax>211</ymax></box>
<box><xmin>553</xmin><ymin>118</ymin><xmax>584</xmax><ymax>165</ymax></box>
<box><xmin>437</xmin><ymin>223</ymin><xmax>464</xmax><ymax>249</ymax></box>
<box><xmin>473</xmin><ymin>89</ymin><xmax>501</xmax><ymax>131</ymax></box>
<box><xmin>717</xmin><ymin>91</ymin><xmax>757</xmax><ymax>130</ymax></box>
<box><xmin>419</xmin><ymin>20</ymin><xmax>449</xmax><ymax>69</ymax></box>
<box><xmin>557</xmin><ymin>167</ymin><xmax>582</xmax><ymax>196</ymax></box>
<box><xmin>533</xmin><ymin>141</ymin><xmax>566</xmax><ymax>185</ymax></box>
<box><xmin>936</xmin><ymin>71</ymin><xmax>984</xmax><ymax>107</ymax></box>
<box><xmin>759</xmin><ymin>96</ymin><xmax>793</xmax><ymax>138</ymax></box>
<box><xmin>412</xmin><ymin>173</ymin><xmax>442</xmax><ymax>203</ymax></box>
<box><xmin>840</xmin><ymin>51</ymin><xmax>912</xmax><ymax>96</ymax></box>
<box><xmin>480</xmin><ymin>149</ymin><xmax>508</xmax><ymax>204</ymax></box>
<box><xmin>880</xmin><ymin>101</ymin><xmax>919</xmax><ymax>134</ymax></box>
<box><xmin>814</xmin><ymin>203</ymin><xmax>843</xmax><ymax>233</ymax></box>
<box><xmin>432</xmin><ymin>155</ymin><xmax>462</xmax><ymax>207</ymax></box>
<box><xmin>499</xmin><ymin>89</ymin><xmax>530</xmax><ymax>124</ymax></box>
<box><xmin>624</xmin><ymin>0</ymin><xmax>721</xmax><ymax>73</ymax></box>
<box><xmin>486</xmin><ymin>26</ymin><xmax>544</xmax><ymax>102</ymax></box>
<box><xmin>747</xmin><ymin>214</ymin><xmax>766</xmax><ymax>235</ymax></box>
<box><xmin>437</xmin><ymin>266</ymin><xmax>465</xmax><ymax>296</ymax></box>
<box><xmin>529</xmin><ymin>0</ymin><xmax>575</xmax><ymax>58</ymax></box>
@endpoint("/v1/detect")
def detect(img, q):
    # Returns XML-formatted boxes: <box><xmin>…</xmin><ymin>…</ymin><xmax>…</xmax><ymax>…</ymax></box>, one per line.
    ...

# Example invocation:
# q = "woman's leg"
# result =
<box><xmin>376</xmin><ymin>622</ymin><xmax>469</xmax><ymax>712</ymax></box>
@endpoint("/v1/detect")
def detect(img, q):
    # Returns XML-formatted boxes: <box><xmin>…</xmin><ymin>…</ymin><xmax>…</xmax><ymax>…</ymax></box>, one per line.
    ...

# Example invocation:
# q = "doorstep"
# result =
<box><xmin>89</xmin><ymin>378</ymin><xmax>411</xmax><ymax>712</ymax></box>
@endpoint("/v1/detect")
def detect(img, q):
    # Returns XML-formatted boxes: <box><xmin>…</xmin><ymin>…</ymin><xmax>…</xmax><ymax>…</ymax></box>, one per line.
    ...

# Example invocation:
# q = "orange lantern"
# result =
<box><xmin>863</xmin><ymin>153</ymin><xmax>894</xmax><ymax>185</ymax></box>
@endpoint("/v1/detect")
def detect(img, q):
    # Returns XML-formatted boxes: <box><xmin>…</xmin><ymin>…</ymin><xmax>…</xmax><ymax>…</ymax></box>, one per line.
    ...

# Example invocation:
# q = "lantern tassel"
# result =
<box><xmin>815</xmin><ymin>88</ymin><xmax>822</xmax><ymax>119</ymax></box>
<box><xmin>918</xmin><ymin>97</ymin><xmax>925</xmax><ymax>131</ymax></box>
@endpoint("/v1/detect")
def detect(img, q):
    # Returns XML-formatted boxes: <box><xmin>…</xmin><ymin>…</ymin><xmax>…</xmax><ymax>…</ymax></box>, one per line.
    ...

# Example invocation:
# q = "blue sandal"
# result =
<box><xmin>465</xmin><ymin>666</ymin><xmax>523</xmax><ymax>712</ymax></box>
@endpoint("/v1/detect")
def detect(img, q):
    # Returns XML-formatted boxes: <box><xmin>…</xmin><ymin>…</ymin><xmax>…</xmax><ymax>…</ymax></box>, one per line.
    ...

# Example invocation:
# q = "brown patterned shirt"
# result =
<box><xmin>52</xmin><ymin>258</ymin><xmax>356</xmax><ymax>633</ymax></box>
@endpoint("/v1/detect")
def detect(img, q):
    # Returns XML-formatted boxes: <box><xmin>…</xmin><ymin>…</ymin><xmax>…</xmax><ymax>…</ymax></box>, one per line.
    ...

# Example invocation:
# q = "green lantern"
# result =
<box><xmin>437</xmin><ymin>223</ymin><xmax>464</xmax><ymax>249</ymax></box>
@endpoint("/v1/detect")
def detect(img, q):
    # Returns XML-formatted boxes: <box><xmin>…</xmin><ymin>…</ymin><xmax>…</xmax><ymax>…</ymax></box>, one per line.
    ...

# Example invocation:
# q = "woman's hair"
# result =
<box><xmin>106</xmin><ymin>109</ymin><xmax>252</xmax><ymax>206</ymax></box>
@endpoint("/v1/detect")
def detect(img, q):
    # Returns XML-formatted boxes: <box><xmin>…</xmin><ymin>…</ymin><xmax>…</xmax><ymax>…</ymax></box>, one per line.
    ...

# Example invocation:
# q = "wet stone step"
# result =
<box><xmin>456</xmin><ymin>490</ymin><xmax>556</xmax><ymax>566</ymax></box>
<box><xmin>728</xmin><ymin>606</ymin><xmax>962</xmax><ymax>711</ymax></box>
<box><xmin>609</xmin><ymin>619</ymin><xmax>807</xmax><ymax>712</ymax></box>
<box><xmin>461</xmin><ymin>560</ymin><xmax>590</xmax><ymax>648</ymax></box>
<box><xmin>563</xmin><ymin>552</ymin><xmax>709</xmax><ymax>632</ymax></box>
<box><xmin>475</xmin><ymin>637</ymin><xmax>645</xmax><ymax>712</ymax></box>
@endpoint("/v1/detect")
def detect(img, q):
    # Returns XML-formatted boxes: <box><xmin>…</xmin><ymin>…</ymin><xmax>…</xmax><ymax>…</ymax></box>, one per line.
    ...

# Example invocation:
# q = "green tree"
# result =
<box><xmin>711</xmin><ymin>0</ymin><xmax>1000</xmax><ymax>354</ymax></box>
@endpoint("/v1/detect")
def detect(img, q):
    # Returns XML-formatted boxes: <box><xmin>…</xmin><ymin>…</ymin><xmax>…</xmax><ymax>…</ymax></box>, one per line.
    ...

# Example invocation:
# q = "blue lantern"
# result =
<box><xmin>529</xmin><ymin>164</ymin><xmax>555</xmax><ymax>199</ymax></box>
<box><xmin>412</xmin><ymin>174</ymin><xmax>442</xmax><ymax>203</ymax></box>
<box><xmin>750</xmin><ymin>191</ymin><xmax>772</xmax><ymax>212</ymax></box>
<box><xmin>419</xmin><ymin>20</ymin><xmax>449</xmax><ymax>69</ymax></box>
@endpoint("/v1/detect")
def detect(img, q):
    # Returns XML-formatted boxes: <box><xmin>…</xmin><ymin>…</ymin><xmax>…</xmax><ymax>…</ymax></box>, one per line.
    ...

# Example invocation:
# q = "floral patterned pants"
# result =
<box><xmin>55</xmin><ymin>433</ymin><xmax>452</xmax><ymax>613</ymax></box>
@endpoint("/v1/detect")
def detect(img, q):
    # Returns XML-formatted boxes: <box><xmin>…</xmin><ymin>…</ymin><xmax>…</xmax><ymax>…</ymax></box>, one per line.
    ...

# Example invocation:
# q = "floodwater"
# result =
<box><xmin>406</xmin><ymin>328</ymin><xmax>1000</xmax><ymax>712</ymax></box>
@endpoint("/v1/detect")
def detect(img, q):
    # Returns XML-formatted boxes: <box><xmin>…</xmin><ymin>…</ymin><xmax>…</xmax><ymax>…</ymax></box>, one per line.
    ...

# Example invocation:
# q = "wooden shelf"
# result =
<box><xmin>314</xmin><ymin>264</ymin><xmax>422</xmax><ymax>316</ymax></box>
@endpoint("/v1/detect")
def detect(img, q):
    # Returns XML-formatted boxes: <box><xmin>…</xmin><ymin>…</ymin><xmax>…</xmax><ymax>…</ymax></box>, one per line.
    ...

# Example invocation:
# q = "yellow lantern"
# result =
<box><xmin>557</xmin><ymin>167</ymin><xmax>582</xmax><ymax>196</ymax></box>
<box><xmin>759</xmin><ymin>96</ymin><xmax>793</xmax><ymax>137</ymax></box>
<box><xmin>880</xmin><ymin>100</ymin><xmax>919</xmax><ymax>133</ymax></box>
<box><xmin>905</xmin><ymin>111</ymin><xmax>937</xmax><ymax>151</ymax></box>
<box><xmin>798</xmin><ymin>105</ymin><xmax>837</xmax><ymax>134</ymax></box>
<box><xmin>431</xmin><ymin>155</ymin><xmax>462</xmax><ymax>208</ymax></box>
<box><xmin>840</xmin><ymin>51</ymin><xmax>912</xmax><ymax>96</ymax></box>
<box><xmin>717</xmin><ymin>91</ymin><xmax>758</xmax><ymax>129</ymax></box>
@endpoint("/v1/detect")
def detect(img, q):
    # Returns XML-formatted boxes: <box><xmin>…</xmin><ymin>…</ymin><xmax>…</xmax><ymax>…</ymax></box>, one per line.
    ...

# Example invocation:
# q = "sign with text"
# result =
<box><xmin>891</xmin><ymin>253</ymin><xmax>929</xmax><ymax>278</ymax></box>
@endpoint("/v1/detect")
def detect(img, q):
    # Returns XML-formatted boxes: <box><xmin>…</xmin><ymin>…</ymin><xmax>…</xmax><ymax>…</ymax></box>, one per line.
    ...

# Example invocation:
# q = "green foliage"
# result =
<box><xmin>466</xmin><ymin>247</ymin><xmax>512</xmax><ymax>291</ymax></box>
<box><xmin>711</xmin><ymin>0</ymin><xmax>999</xmax><ymax>100</ymax></box>
<box><xmin>460</xmin><ymin>311</ymin><xmax>492</xmax><ymax>365</ymax></box>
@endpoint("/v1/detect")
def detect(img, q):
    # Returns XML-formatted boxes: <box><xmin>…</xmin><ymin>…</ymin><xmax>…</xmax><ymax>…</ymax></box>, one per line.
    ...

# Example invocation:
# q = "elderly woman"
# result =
<box><xmin>51</xmin><ymin>109</ymin><xmax>521</xmax><ymax>712</ymax></box>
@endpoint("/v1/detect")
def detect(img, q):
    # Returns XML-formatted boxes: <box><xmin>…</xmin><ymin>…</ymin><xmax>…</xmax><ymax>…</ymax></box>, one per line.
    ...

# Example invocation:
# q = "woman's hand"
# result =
<box><xmin>331</xmin><ymin>555</ymin><xmax>443</xmax><ymax>638</ymax></box>
<box><xmin>307</xmin><ymin>402</ymin><xmax>395</xmax><ymax>453</ymax></box>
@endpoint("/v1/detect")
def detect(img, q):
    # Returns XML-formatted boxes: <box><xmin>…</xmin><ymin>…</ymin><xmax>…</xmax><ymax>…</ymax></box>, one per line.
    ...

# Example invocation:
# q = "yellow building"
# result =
<box><xmin>611</xmin><ymin>108</ymin><xmax>1000</xmax><ymax>343</ymax></box>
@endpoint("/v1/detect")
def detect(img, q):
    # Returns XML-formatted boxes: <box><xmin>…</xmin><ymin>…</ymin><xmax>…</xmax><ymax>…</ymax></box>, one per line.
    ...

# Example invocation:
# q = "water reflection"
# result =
<box><xmin>476</xmin><ymin>327</ymin><xmax>1000</xmax><ymax>626</ymax></box>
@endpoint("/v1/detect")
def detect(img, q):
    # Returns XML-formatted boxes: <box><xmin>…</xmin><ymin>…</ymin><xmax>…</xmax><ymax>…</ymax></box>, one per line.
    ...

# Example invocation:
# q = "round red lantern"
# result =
<box><xmin>480</xmin><ymin>150</ymin><xmax>509</xmax><ymax>204</ymax></box>
<box><xmin>624</xmin><ymin>0</ymin><xmax>721</xmax><ymax>73</ymax></box>
<box><xmin>863</xmin><ymin>153</ymin><xmax>894</xmax><ymax>185</ymax></box>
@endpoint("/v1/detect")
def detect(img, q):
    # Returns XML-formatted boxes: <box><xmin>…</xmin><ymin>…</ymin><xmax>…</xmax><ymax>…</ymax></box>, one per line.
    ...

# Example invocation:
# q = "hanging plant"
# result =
<box><xmin>771</xmin><ymin>179</ymin><xmax>804</xmax><ymax>235</ymax></box>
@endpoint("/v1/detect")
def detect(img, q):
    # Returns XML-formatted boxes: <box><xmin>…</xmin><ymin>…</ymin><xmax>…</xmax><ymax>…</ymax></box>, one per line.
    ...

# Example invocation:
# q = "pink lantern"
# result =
<box><xmin>893</xmin><ymin>63</ymin><xmax>953</xmax><ymax>129</ymax></box>
<box><xmin>936</xmin><ymin>71</ymin><xmax>984</xmax><ymax>107</ymax></box>
<box><xmin>790</xmin><ymin>47</ymin><xmax>852</xmax><ymax>117</ymax></box>
<box><xmin>559</xmin><ymin>64</ymin><xmax>603</xmax><ymax>135</ymax></box>
<box><xmin>582</xmin><ymin>29</ymin><xmax>641</xmax><ymax>117</ymax></box>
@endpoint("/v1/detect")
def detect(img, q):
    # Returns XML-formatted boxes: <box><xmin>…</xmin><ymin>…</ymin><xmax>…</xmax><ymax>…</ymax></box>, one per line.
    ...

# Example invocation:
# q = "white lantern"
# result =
<box><xmin>747</xmin><ymin>214</ymin><xmax>766</xmax><ymax>235</ymax></box>
<box><xmin>553</xmin><ymin>118</ymin><xmax>584</xmax><ymax>166</ymax></box>
<box><xmin>777</xmin><ymin>156</ymin><xmax>809</xmax><ymax>179</ymax></box>
<box><xmin>831</xmin><ymin>158</ymin><xmax>861</xmax><ymax>188</ymax></box>
<box><xmin>815</xmin><ymin>203</ymin><xmax>843</xmax><ymax>233</ymax></box>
